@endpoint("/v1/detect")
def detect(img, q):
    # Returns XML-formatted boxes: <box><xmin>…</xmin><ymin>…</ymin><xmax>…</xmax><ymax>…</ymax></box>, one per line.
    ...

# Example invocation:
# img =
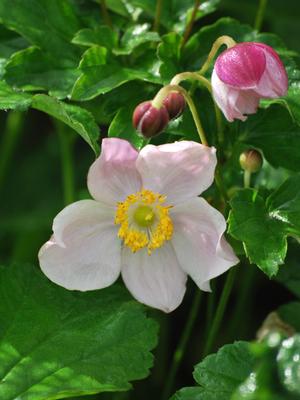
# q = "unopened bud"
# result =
<box><xmin>132</xmin><ymin>101</ymin><xmax>169</xmax><ymax>138</ymax></box>
<box><xmin>163</xmin><ymin>92</ymin><xmax>186</xmax><ymax>119</ymax></box>
<box><xmin>239</xmin><ymin>149</ymin><xmax>263</xmax><ymax>173</ymax></box>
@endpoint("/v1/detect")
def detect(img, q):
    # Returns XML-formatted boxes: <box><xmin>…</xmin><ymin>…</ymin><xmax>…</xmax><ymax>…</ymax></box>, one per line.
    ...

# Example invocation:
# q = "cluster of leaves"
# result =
<box><xmin>1</xmin><ymin>0</ymin><xmax>300</xmax><ymax>399</ymax></box>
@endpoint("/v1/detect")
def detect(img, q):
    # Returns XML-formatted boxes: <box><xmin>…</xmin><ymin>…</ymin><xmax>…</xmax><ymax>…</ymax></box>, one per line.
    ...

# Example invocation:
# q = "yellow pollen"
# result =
<box><xmin>115</xmin><ymin>189</ymin><xmax>173</xmax><ymax>254</ymax></box>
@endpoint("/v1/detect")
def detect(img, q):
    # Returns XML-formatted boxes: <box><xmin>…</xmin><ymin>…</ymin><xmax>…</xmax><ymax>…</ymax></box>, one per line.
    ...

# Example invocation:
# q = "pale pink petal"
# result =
<box><xmin>171</xmin><ymin>198</ymin><xmax>239</xmax><ymax>291</ymax></box>
<box><xmin>121</xmin><ymin>244</ymin><xmax>187</xmax><ymax>312</ymax></box>
<box><xmin>212</xmin><ymin>69</ymin><xmax>260</xmax><ymax>122</ymax></box>
<box><xmin>136</xmin><ymin>141</ymin><xmax>217</xmax><ymax>204</ymax></box>
<box><xmin>88</xmin><ymin>138</ymin><xmax>142</xmax><ymax>205</ymax></box>
<box><xmin>212</xmin><ymin>69</ymin><xmax>247</xmax><ymax>122</ymax></box>
<box><xmin>254</xmin><ymin>43</ymin><xmax>288</xmax><ymax>98</ymax></box>
<box><xmin>215</xmin><ymin>42</ymin><xmax>266</xmax><ymax>89</ymax></box>
<box><xmin>39</xmin><ymin>200</ymin><xmax>121</xmax><ymax>291</ymax></box>
<box><xmin>234</xmin><ymin>90</ymin><xmax>260</xmax><ymax>115</ymax></box>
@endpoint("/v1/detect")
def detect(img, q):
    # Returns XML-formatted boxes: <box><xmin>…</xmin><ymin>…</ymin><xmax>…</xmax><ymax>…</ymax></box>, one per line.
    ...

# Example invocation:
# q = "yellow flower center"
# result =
<box><xmin>115</xmin><ymin>189</ymin><xmax>173</xmax><ymax>254</ymax></box>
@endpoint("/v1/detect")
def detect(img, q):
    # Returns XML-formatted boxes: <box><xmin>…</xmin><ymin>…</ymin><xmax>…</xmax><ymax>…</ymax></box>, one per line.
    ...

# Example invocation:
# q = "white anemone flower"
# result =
<box><xmin>39</xmin><ymin>138</ymin><xmax>239</xmax><ymax>312</ymax></box>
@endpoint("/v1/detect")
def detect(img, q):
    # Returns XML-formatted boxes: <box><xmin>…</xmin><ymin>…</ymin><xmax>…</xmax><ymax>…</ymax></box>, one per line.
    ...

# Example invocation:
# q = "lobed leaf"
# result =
<box><xmin>0</xmin><ymin>263</ymin><xmax>158</xmax><ymax>400</ymax></box>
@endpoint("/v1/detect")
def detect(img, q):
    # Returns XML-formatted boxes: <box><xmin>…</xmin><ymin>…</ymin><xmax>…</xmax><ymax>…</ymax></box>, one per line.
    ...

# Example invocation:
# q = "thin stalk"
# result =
<box><xmin>171</xmin><ymin>72</ymin><xmax>226</xmax><ymax>148</ymax></box>
<box><xmin>152</xmin><ymin>84</ymin><xmax>208</xmax><ymax>145</ymax></box>
<box><xmin>153</xmin><ymin>0</ymin><xmax>163</xmax><ymax>32</ymax></box>
<box><xmin>100</xmin><ymin>0</ymin><xmax>113</xmax><ymax>29</ymax></box>
<box><xmin>202</xmin><ymin>268</ymin><xmax>236</xmax><ymax>357</ymax></box>
<box><xmin>181</xmin><ymin>0</ymin><xmax>201</xmax><ymax>48</ymax></box>
<box><xmin>56</xmin><ymin>123</ymin><xmax>75</xmax><ymax>205</ymax></box>
<box><xmin>162</xmin><ymin>291</ymin><xmax>202</xmax><ymax>400</ymax></box>
<box><xmin>199</xmin><ymin>35</ymin><xmax>236</xmax><ymax>75</ymax></box>
<box><xmin>170</xmin><ymin>71</ymin><xmax>211</xmax><ymax>91</ymax></box>
<box><xmin>254</xmin><ymin>0</ymin><xmax>268</xmax><ymax>31</ymax></box>
<box><xmin>214</xmin><ymin>103</ymin><xmax>225</xmax><ymax>147</ymax></box>
<box><xmin>226</xmin><ymin>264</ymin><xmax>256</xmax><ymax>340</ymax></box>
<box><xmin>244</xmin><ymin>170</ymin><xmax>251</xmax><ymax>188</ymax></box>
<box><xmin>0</xmin><ymin>111</ymin><xmax>24</xmax><ymax>192</ymax></box>
<box><xmin>214</xmin><ymin>167</ymin><xmax>229</xmax><ymax>203</ymax></box>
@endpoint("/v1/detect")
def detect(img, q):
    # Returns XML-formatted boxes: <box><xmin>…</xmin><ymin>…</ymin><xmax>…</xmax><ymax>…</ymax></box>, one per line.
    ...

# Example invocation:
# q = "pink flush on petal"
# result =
<box><xmin>212</xmin><ymin>41</ymin><xmax>288</xmax><ymax>122</ymax></box>
<box><xmin>215</xmin><ymin>43</ymin><xmax>266</xmax><ymax>89</ymax></box>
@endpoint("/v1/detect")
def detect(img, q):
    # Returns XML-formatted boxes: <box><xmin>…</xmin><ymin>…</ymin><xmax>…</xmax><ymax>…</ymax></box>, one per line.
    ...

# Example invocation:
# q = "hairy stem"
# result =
<box><xmin>153</xmin><ymin>0</ymin><xmax>163</xmax><ymax>32</ymax></box>
<box><xmin>254</xmin><ymin>0</ymin><xmax>268</xmax><ymax>31</ymax></box>
<box><xmin>202</xmin><ymin>268</ymin><xmax>236</xmax><ymax>357</ymax></box>
<box><xmin>199</xmin><ymin>35</ymin><xmax>236</xmax><ymax>75</ymax></box>
<box><xmin>56</xmin><ymin>123</ymin><xmax>75</xmax><ymax>205</ymax></box>
<box><xmin>152</xmin><ymin>84</ymin><xmax>208</xmax><ymax>145</ymax></box>
<box><xmin>244</xmin><ymin>170</ymin><xmax>251</xmax><ymax>188</ymax></box>
<box><xmin>181</xmin><ymin>0</ymin><xmax>201</xmax><ymax>48</ymax></box>
<box><xmin>100</xmin><ymin>0</ymin><xmax>113</xmax><ymax>28</ymax></box>
<box><xmin>0</xmin><ymin>111</ymin><xmax>24</xmax><ymax>192</ymax></box>
<box><xmin>162</xmin><ymin>291</ymin><xmax>202</xmax><ymax>400</ymax></box>
<box><xmin>170</xmin><ymin>71</ymin><xmax>211</xmax><ymax>91</ymax></box>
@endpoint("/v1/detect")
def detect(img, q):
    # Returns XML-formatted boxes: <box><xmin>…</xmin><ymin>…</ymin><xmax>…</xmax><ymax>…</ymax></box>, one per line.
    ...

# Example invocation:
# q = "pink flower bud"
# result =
<box><xmin>239</xmin><ymin>149</ymin><xmax>263</xmax><ymax>173</ymax></box>
<box><xmin>211</xmin><ymin>42</ymin><xmax>288</xmax><ymax>122</ymax></box>
<box><xmin>163</xmin><ymin>92</ymin><xmax>186</xmax><ymax>119</ymax></box>
<box><xmin>132</xmin><ymin>101</ymin><xmax>169</xmax><ymax>138</ymax></box>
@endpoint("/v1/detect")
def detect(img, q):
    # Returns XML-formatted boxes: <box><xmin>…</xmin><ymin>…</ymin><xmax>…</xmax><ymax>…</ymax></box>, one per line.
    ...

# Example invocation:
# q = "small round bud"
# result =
<box><xmin>132</xmin><ymin>101</ymin><xmax>169</xmax><ymax>138</ymax></box>
<box><xmin>239</xmin><ymin>149</ymin><xmax>263</xmax><ymax>173</ymax></box>
<box><xmin>163</xmin><ymin>92</ymin><xmax>186</xmax><ymax>119</ymax></box>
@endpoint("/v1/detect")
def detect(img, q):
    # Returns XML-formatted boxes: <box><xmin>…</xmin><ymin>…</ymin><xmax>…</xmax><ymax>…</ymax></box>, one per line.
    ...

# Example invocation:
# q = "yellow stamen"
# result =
<box><xmin>115</xmin><ymin>189</ymin><xmax>173</xmax><ymax>254</ymax></box>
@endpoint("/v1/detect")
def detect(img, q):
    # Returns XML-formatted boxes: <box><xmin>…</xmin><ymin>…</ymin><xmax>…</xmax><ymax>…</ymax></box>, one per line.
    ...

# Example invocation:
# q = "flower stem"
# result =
<box><xmin>162</xmin><ymin>290</ymin><xmax>202</xmax><ymax>400</ymax></box>
<box><xmin>181</xmin><ymin>0</ymin><xmax>201</xmax><ymax>48</ymax></box>
<box><xmin>100</xmin><ymin>0</ymin><xmax>113</xmax><ymax>29</ymax></box>
<box><xmin>199</xmin><ymin>35</ymin><xmax>236</xmax><ymax>75</ymax></box>
<box><xmin>56</xmin><ymin>122</ymin><xmax>75</xmax><ymax>205</ymax></box>
<box><xmin>214</xmin><ymin>103</ymin><xmax>225</xmax><ymax>147</ymax></box>
<box><xmin>170</xmin><ymin>71</ymin><xmax>211</xmax><ymax>91</ymax></box>
<box><xmin>254</xmin><ymin>0</ymin><xmax>268</xmax><ymax>31</ymax></box>
<box><xmin>171</xmin><ymin>72</ymin><xmax>226</xmax><ymax>148</ymax></box>
<box><xmin>0</xmin><ymin>111</ymin><xmax>24</xmax><ymax>192</ymax></box>
<box><xmin>226</xmin><ymin>263</ymin><xmax>256</xmax><ymax>339</ymax></box>
<box><xmin>214</xmin><ymin>167</ymin><xmax>228</xmax><ymax>203</ymax></box>
<box><xmin>152</xmin><ymin>84</ymin><xmax>208</xmax><ymax>146</ymax></box>
<box><xmin>244</xmin><ymin>170</ymin><xmax>251</xmax><ymax>188</ymax></box>
<box><xmin>202</xmin><ymin>268</ymin><xmax>236</xmax><ymax>357</ymax></box>
<box><xmin>153</xmin><ymin>0</ymin><xmax>163</xmax><ymax>32</ymax></box>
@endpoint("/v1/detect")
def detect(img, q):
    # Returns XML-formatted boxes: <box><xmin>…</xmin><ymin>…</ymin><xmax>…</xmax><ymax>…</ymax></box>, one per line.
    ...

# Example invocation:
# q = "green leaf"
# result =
<box><xmin>0</xmin><ymin>0</ymin><xmax>80</xmax><ymax>61</ymax></box>
<box><xmin>0</xmin><ymin>80</ymin><xmax>32</xmax><ymax>111</ymax></box>
<box><xmin>276</xmin><ymin>248</ymin><xmax>300</xmax><ymax>299</ymax></box>
<box><xmin>267</xmin><ymin>174</ymin><xmax>300</xmax><ymax>235</ymax></box>
<box><xmin>183</xmin><ymin>18</ymin><xmax>256</xmax><ymax>68</ymax></box>
<box><xmin>240</xmin><ymin>105</ymin><xmax>300</xmax><ymax>171</ymax></box>
<box><xmin>72</xmin><ymin>26</ymin><xmax>118</xmax><ymax>50</ymax></box>
<box><xmin>171</xmin><ymin>341</ymin><xmax>254</xmax><ymax>400</ymax></box>
<box><xmin>32</xmin><ymin>94</ymin><xmax>100</xmax><ymax>154</ymax></box>
<box><xmin>286</xmin><ymin>82</ymin><xmax>300</xmax><ymax>126</ymax></box>
<box><xmin>232</xmin><ymin>334</ymin><xmax>297</xmax><ymax>400</ymax></box>
<box><xmin>72</xmin><ymin>46</ymin><xmax>160</xmax><ymax>101</ymax></box>
<box><xmin>0</xmin><ymin>263</ymin><xmax>158</xmax><ymax>400</ymax></box>
<box><xmin>183</xmin><ymin>17</ymin><xmax>294</xmax><ymax>70</ymax></box>
<box><xmin>130</xmin><ymin>0</ymin><xmax>220</xmax><ymax>32</ymax></box>
<box><xmin>228</xmin><ymin>189</ymin><xmax>287</xmax><ymax>276</ymax></box>
<box><xmin>0</xmin><ymin>27</ymin><xmax>28</xmax><ymax>59</ymax></box>
<box><xmin>277</xmin><ymin>335</ymin><xmax>300</xmax><ymax>396</ymax></box>
<box><xmin>157</xmin><ymin>33</ymin><xmax>182</xmax><ymax>83</ymax></box>
<box><xmin>115</xmin><ymin>24</ymin><xmax>160</xmax><ymax>55</ymax></box>
<box><xmin>108</xmin><ymin>106</ymin><xmax>147</xmax><ymax>150</ymax></box>
<box><xmin>4</xmin><ymin>47</ymin><xmax>80</xmax><ymax>99</ymax></box>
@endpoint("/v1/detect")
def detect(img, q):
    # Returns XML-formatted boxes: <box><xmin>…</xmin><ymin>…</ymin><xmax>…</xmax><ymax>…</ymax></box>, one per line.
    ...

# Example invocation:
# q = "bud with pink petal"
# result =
<box><xmin>163</xmin><ymin>92</ymin><xmax>186</xmax><ymax>119</ymax></box>
<box><xmin>211</xmin><ymin>42</ymin><xmax>288</xmax><ymax>122</ymax></box>
<box><xmin>132</xmin><ymin>101</ymin><xmax>169</xmax><ymax>138</ymax></box>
